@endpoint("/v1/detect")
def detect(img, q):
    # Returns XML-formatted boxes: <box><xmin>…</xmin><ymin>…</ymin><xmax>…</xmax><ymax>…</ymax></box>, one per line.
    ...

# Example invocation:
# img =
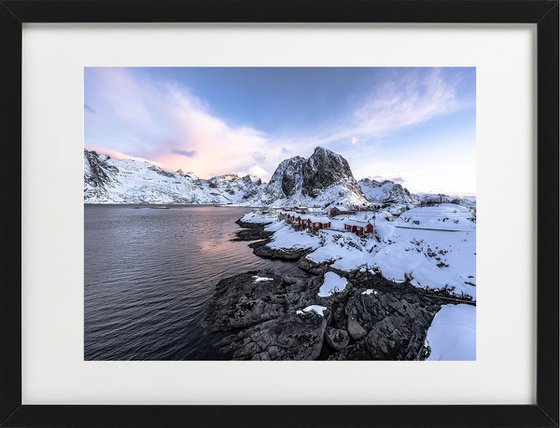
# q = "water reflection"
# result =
<box><xmin>85</xmin><ymin>205</ymin><xmax>303</xmax><ymax>360</ymax></box>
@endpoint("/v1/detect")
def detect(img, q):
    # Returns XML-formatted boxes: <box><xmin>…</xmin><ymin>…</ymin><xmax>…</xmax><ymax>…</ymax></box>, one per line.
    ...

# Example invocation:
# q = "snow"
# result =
<box><xmin>416</xmin><ymin>193</ymin><xmax>477</xmax><ymax>209</ymax></box>
<box><xmin>361</xmin><ymin>289</ymin><xmax>377</xmax><ymax>295</ymax></box>
<box><xmin>359</xmin><ymin>178</ymin><xmax>415</xmax><ymax>204</ymax></box>
<box><xmin>343</xmin><ymin>219</ymin><xmax>374</xmax><ymax>229</ymax></box>
<box><xmin>286</xmin><ymin>205</ymin><xmax>476</xmax><ymax>300</ymax></box>
<box><xmin>395</xmin><ymin>204</ymin><xmax>476</xmax><ymax>231</ymax></box>
<box><xmin>252</xmin><ymin>275</ymin><xmax>273</xmax><ymax>282</ymax></box>
<box><xmin>303</xmin><ymin>215</ymin><xmax>331</xmax><ymax>224</ymax></box>
<box><xmin>85</xmin><ymin>150</ymin><xmax>476</xmax><ymax>217</ymax></box>
<box><xmin>264</xmin><ymin>220</ymin><xmax>289</xmax><ymax>232</ymax></box>
<box><xmin>318</xmin><ymin>272</ymin><xmax>348</xmax><ymax>297</ymax></box>
<box><xmin>296</xmin><ymin>305</ymin><xmax>328</xmax><ymax>316</ymax></box>
<box><xmin>84</xmin><ymin>150</ymin><xmax>263</xmax><ymax>205</ymax></box>
<box><xmin>267</xmin><ymin>223</ymin><xmax>322</xmax><ymax>250</ymax></box>
<box><xmin>425</xmin><ymin>304</ymin><xmax>476</xmax><ymax>361</ymax></box>
<box><xmin>239</xmin><ymin>212</ymin><xmax>276</xmax><ymax>224</ymax></box>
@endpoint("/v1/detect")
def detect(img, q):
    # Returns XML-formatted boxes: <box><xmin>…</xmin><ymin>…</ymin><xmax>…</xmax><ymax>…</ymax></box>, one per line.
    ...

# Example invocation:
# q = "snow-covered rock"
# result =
<box><xmin>318</xmin><ymin>272</ymin><xmax>348</xmax><ymax>297</ymax></box>
<box><xmin>425</xmin><ymin>304</ymin><xmax>476</xmax><ymax>360</ymax></box>
<box><xmin>296</xmin><ymin>305</ymin><xmax>328</xmax><ymax>316</ymax></box>
<box><xmin>267</xmin><ymin>223</ymin><xmax>322</xmax><ymax>250</ymax></box>
<box><xmin>239</xmin><ymin>212</ymin><xmax>277</xmax><ymax>225</ymax></box>
<box><xmin>252</xmin><ymin>275</ymin><xmax>274</xmax><ymax>283</ymax></box>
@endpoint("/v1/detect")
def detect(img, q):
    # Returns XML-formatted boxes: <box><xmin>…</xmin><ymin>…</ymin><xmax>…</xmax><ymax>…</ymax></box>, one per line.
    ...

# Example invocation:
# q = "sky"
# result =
<box><xmin>84</xmin><ymin>67</ymin><xmax>476</xmax><ymax>195</ymax></box>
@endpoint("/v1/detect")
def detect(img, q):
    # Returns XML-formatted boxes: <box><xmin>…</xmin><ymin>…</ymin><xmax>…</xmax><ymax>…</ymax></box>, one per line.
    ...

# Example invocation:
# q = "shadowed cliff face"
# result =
<box><xmin>301</xmin><ymin>147</ymin><xmax>362</xmax><ymax>197</ymax></box>
<box><xmin>279</xmin><ymin>156</ymin><xmax>305</xmax><ymax>197</ymax></box>
<box><xmin>84</xmin><ymin>150</ymin><xmax>119</xmax><ymax>188</ymax></box>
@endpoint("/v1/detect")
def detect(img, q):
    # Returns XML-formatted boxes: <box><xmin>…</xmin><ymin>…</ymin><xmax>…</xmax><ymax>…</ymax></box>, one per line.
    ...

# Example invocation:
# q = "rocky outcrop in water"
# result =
<box><xmin>252</xmin><ymin>244</ymin><xmax>312</xmax><ymax>261</ymax></box>
<box><xmin>232</xmin><ymin>219</ymin><xmax>315</xmax><ymax>261</ymax></box>
<box><xmin>231</xmin><ymin>228</ymin><xmax>273</xmax><ymax>242</ymax></box>
<box><xmin>234</xmin><ymin>219</ymin><xmax>272</xmax><ymax>229</ymax></box>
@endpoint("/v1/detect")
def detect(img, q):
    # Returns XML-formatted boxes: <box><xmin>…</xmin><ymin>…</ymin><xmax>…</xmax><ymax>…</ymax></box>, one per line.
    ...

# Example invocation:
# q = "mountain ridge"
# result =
<box><xmin>84</xmin><ymin>147</ymin><xmax>468</xmax><ymax>208</ymax></box>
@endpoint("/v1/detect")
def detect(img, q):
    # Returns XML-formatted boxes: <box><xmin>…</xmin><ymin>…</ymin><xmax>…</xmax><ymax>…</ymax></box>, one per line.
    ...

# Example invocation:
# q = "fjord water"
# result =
<box><xmin>85</xmin><ymin>205</ymin><xmax>301</xmax><ymax>360</ymax></box>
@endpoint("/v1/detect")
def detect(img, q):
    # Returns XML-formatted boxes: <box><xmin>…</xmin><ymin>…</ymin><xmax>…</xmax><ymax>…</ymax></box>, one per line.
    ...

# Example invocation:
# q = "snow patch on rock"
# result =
<box><xmin>296</xmin><ymin>305</ymin><xmax>328</xmax><ymax>316</ymax></box>
<box><xmin>318</xmin><ymin>272</ymin><xmax>348</xmax><ymax>297</ymax></box>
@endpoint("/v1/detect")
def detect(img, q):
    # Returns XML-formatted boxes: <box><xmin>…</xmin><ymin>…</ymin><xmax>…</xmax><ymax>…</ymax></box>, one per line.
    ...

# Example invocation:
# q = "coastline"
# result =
<box><xmin>202</xmin><ymin>212</ymin><xmax>476</xmax><ymax>361</ymax></box>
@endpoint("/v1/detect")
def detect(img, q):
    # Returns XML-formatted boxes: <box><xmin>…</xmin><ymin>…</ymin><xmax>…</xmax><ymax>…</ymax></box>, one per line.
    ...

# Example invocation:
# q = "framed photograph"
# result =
<box><xmin>2</xmin><ymin>0</ymin><xmax>558</xmax><ymax>427</ymax></box>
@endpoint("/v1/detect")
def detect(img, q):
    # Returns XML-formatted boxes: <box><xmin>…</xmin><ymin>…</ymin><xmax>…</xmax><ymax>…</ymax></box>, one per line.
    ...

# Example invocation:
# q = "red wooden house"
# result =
<box><xmin>344</xmin><ymin>220</ymin><xmax>374</xmax><ymax>235</ymax></box>
<box><xmin>304</xmin><ymin>216</ymin><xmax>331</xmax><ymax>230</ymax></box>
<box><xmin>329</xmin><ymin>206</ymin><xmax>356</xmax><ymax>217</ymax></box>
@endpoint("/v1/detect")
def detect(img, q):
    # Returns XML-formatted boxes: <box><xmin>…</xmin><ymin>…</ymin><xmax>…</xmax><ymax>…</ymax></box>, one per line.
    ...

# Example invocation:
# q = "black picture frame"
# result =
<box><xmin>1</xmin><ymin>1</ymin><xmax>558</xmax><ymax>427</ymax></box>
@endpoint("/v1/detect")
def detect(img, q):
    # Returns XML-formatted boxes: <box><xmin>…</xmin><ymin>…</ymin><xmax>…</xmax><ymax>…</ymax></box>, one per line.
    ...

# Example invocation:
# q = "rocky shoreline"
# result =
<box><xmin>204</xmin><ymin>218</ymin><xmax>474</xmax><ymax>360</ymax></box>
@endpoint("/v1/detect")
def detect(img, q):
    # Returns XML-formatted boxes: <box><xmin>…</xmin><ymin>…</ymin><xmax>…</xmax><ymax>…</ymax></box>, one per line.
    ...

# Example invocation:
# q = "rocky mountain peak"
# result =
<box><xmin>302</xmin><ymin>146</ymin><xmax>360</xmax><ymax>198</ymax></box>
<box><xmin>258</xmin><ymin>146</ymin><xmax>367</xmax><ymax>207</ymax></box>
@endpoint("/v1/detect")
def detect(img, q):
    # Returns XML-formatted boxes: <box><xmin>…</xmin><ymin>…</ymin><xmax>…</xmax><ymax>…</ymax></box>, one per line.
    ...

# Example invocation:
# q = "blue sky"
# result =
<box><xmin>84</xmin><ymin>67</ymin><xmax>476</xmax><ymax>195</ymax></box>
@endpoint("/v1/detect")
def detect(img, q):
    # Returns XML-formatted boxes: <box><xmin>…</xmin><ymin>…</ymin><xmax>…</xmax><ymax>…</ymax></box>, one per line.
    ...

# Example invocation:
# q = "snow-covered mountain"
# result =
<box><xmin>84</xmin><ymin>147</ymin><xmax>473</xmax><ymax>209</ymax></box>
<box><xmin>84</xmin><ymin>150</ymin><xmax>262</xmax><ymax>204</ymax></box>
<box><xmin>358</xmin><ymin>178</ymin><xmax>416</xmax><ymax>204</ymax></box>
<box><xmin>256</xmin><ymin>147</ymin><xmax>369</xmax><ymax>208</ymax></box>
<box><xmin>415</xmin><ymin>192</ymin><xmax>476</xmax><ymax>209</ymax></box>
<box><xmin>84</xmin><ymin>147</ymin><xmax>369</xmax><ymax>207</ymax></box>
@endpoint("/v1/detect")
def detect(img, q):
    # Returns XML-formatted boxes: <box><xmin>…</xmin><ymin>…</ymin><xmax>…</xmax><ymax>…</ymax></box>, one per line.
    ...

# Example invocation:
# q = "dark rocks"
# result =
<box><xmin>302</xmin><ymin>147</ymin><xmax>364</xmax><ymax>198</ymax></box>
<box><xmin>231</xmin><ymin>228</ymin><xmax>273</xmax><ymax>242</ymax></box>
<box><xmin>84</xmin><ymin>150</ymin><xmax>119</xmax><ymax>189</ymax></box>
<box><xmin>297</xmin><ymin>256</ymin><xmax>329</xmax><ymax>275</ymax></box>
<box><xmin>346</xmin><ymin>315</ymin><xmax>367</xmax><ymax>340</ymax></box>
<box><xmin>202</xmin><ymin>266</ymin><xmax>453</xmax><ymax>360</ymax></box>
<box><xmin>252</xmin><ymin>244</ymin><xmax>311</xmax><ymax>261</ymax></box>
<box><xmin>324</xmin><ymin>327</ymin><xmax>350</xmax><ymax>350</ymax></box>
<box><xmin>148</xmin><ymin>164</ymin><xmax>176</xmax><ymax>178</ymax></box>
<box><xmin>204</xmin><ymin>270</ymin><xmax>329</xmax><ymax>360</ymax></box>
<box><xmin>235</xmin><ymin>219</ymin><xmax>272</xmax><ymax>229</ymax></box>
<box><xmin>280</xmin><ymin>157</ymin><xmax>306</xmax><ymax>197</ymax></box>
<box><xmin>203</xmin><ymin>271</ymin><xmax>315</xmax><ymax>333</ymax></box>
<box><xmin>328</xmin><ymin>286</ymin><xmax>443</xmax><ymax>360</ymax></box>
<box><xmin>219</xmin><ymin>311</ymin><xmax>327</xmax><ymax>360</ymax></box>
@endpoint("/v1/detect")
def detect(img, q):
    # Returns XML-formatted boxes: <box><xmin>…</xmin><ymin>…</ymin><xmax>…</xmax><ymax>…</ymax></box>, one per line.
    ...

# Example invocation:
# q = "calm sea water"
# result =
<box><xmin>84</xmin><ymin>205</ymin><xmax>303</xmax><ymax>360</ymax></box>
